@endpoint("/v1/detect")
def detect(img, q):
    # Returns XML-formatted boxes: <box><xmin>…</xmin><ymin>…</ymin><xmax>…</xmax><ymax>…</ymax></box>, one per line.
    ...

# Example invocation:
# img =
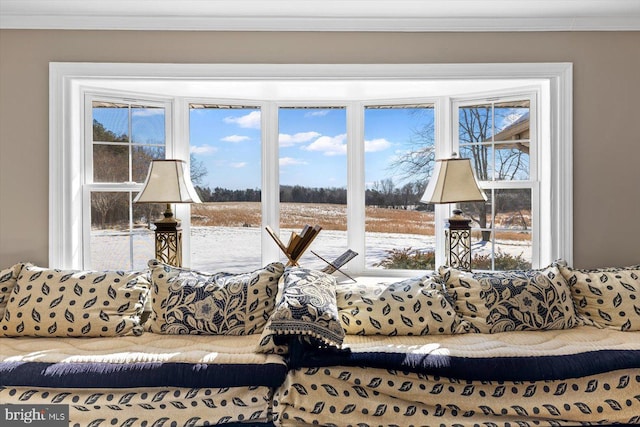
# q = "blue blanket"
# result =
<box><xmin>0</xmin><ymin>361</ymin><xmax>287</xmax><ymax>389</ymax></box>
<box><xmin>288</xmin><ymin>340</ymin><xmax>640</xmax><ymax>382</ymax></box>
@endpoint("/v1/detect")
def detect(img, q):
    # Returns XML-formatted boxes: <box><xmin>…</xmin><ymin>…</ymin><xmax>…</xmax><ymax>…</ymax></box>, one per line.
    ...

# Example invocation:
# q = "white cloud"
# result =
<box><xmin>132</xmin><ymin>108</ymin><xmax>164</xmax><ymax>117</ymax></box>
<box><xmin>303</xmin><ymin>133</ymin><xmax>347</xmax><ymax>156</ymax></box>
<box><xmin>229</xmin><ymin>162</ymin><xmax>247</xmax><ymax>168</ymax></box>
<box><xmin>279</xmin><ymin>131</ymin><xmax>321</xmax><ymax>147</ymax></box>
<box><xmin>191</xmin><ymin>145</ymin><xmax>217</xmax><ymax>155</ymax></box>
<box><xmin>279</xmin><ymin>157</ymin><xmax>308</xmax><ymax>166</ymax></box>
<box><xmin>364</xmin><ymin>138</ymin><xmax>392</xmax><ymax>152</ymax></box>
<box><xmin>305</xmin><ymin>110</ymin><xmax>330</xmax><ymax>118</ymax></box>
<box><xmin>223</xmin><ymin>111</ymin><xmax>261</xmax><ymax>129</ymax></box>
<box><xmin>222</xmin><ymin>135</ymin><xmax>250</xmax><ymax>143</ymax></box>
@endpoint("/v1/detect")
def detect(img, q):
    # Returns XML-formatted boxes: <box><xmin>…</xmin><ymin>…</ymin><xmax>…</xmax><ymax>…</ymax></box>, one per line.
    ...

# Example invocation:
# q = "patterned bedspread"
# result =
<box><xmin>276</xmin><ymin>327</ymin><xmax>640</xmax><ymax>426</ymax></box>
<box><xmin>0</xmin><ymin>333</ymin><xmax>287</xmax><ymax>388</ymax></box>
<box><xmin>1</xmin><ymin>334</ymin><xmax>286</xmax><ymax>426</ymax></box>
<box><xmin>289</xmin><ymin>326</ymin><xmax>640</xmax><ymax>381</ymax></box>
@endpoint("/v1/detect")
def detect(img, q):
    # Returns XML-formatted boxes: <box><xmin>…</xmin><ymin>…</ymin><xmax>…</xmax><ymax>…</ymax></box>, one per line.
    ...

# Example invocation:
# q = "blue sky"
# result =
<box><xmin>189</xmin><ymin>107</ymin><xmax>434</xmax><ymax>190</ymax></box>
<box><xmin>94</xmin><ymin>104</ymin><xmax>533</xmax><ymax>190</ymax></box>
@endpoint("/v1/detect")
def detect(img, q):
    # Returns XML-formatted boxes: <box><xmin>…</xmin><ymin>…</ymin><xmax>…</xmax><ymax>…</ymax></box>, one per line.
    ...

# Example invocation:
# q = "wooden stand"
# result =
<box><xmin>265</xmin><ymin>225</ymin><xmax>322</xmax><ymax>266</ymax></box>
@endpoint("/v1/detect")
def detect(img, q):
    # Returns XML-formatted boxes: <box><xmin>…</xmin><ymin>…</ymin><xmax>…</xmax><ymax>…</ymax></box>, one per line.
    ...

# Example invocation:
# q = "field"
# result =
<box><xmin>92</xmin><ymin>202</ymin><xmax>531</xmax><ymax>272</ymax></box>
<box><xmin>191</xmin><ymin>202</ymin><xmax>435</xmax><ymax>234</ymax></box>
<box><xmin>191</xmin><ymin>201</ymin><xmax>530</xmax><ymax>241</ymax></box>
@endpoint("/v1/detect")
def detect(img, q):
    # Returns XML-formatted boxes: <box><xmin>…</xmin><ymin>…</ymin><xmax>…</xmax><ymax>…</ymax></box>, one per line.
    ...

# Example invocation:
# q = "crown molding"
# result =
<box><xmin>2</xmin><ymin>0</ymin><xmax>639</xmax><ymax>31</ymax></box>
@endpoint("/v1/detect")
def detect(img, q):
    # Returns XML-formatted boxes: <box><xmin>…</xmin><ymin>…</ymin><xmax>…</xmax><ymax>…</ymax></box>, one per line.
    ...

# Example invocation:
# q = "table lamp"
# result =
<box><xmin>134</xmin><ymin>159</ymin><xmax>202</xmax><ymax>267</ymax></box>
<box><xmin>420</xmin><ymin>156</ymin><xmax>487</xmax><ymax>271</ymax></box>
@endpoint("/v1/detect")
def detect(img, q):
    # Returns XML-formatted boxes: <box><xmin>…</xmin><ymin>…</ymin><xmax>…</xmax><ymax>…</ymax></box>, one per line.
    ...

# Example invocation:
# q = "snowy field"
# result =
<box><xmin>92</xmin><ymin>226</ymin><xmax>531</xmax><ymax>273</ymax></box>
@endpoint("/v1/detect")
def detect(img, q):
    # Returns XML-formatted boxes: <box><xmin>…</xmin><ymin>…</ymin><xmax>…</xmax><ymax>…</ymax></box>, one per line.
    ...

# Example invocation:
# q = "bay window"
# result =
<box><xmin>50</xmin><ymin>63</ymin><xmax>572</xmax><ymax>275</ymax></box>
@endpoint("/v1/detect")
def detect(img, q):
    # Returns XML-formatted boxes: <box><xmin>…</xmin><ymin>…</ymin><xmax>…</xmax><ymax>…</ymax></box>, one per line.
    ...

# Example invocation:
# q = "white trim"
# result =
<box><xmin>262</xmin><ymin>102</ymin><xmax>280</xmax><ymax>264</ymax></box>
<box><xmin>49</xmin><ymin>62</ymin><xmax>573</xmax><ymax>271</ymax></box>
<box><xmin>553</xmin><ymin>64</ymin><xmax>574</xmax><ymax>265</ymax></box>
<box><xmin>348</xmin><ymin>102</ymin><xmax>366</xmax><ymax>273</ymax></box>
<box><xmin>3</xmin><ymin>0</ymin><xmax>639</xmax><ymax>31</ymax></box>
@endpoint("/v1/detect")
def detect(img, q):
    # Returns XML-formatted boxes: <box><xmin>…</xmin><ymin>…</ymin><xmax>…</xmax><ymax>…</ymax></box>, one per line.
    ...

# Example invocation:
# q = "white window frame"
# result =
<box><xmin>50</xmin><ymin>63</ymin><xmax>572</xmax><ymax>273</ymax></box>
<box><xmin>452</xmin><ymin>90</ymin><xmax>541</xmax><ymax>269</ymax></box>
<box><xmin>83</xmin><ymin>93</ymin><xmax>174</xmax><ymax>270</ymax></box>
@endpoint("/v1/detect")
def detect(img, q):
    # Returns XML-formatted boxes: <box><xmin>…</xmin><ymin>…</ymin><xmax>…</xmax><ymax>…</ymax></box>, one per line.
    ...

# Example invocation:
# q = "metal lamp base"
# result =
<box><xmin>445</xmin><ymin>209</ymin><xmax>472</xmax><ymax>271</ymax></box>
<box><xmin>154</xmin><ymin>219</ymin><xmax>182</xmax><ymax>267</ymax></box>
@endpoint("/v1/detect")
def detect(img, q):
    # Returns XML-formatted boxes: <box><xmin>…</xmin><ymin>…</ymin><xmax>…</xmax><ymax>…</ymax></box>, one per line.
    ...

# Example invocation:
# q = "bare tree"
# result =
<box><xmin>388</xmin><ymin>117</ymin><xmax>436</xmax><ymax>185</ymax></box>
<box><xmin>390</xmin><ymin>104</ymin><xmax>530</xmax><ymax>242</ymax></box>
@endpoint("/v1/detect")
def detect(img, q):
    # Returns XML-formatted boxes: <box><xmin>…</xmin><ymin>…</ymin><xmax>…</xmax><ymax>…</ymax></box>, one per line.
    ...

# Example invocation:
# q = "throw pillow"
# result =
<box><xmin>146</xmin><ymin>260</ymin><xmax>284</xmax><ymax>335</ymax></box>
<box><xmin>0</xmin><ymin>264</ymin><xmax>149</xmax><ymax>337</ymax></box>
<box><xmin>257</xmin><ymin>267</ymin><xmax>344</xmax><ymax>352</ymax></box>
<box><xmin>439</xmin><ymin>265</ymin><xmax>580</xmax><ymax>333</ymax></box>
<box><xmin>559</xmin><ymin>262</ymin><xmax>640</xmax><ymax>331</ymax></box>
<box><xmin>337</xmin><ymin>276</ymin><xmax>469</xmax><ymax>335</ymax></box>
<box><xmin>0</xmin><ymin>263</ymin><xmax>25</xmax><ymax>321</ymax></box>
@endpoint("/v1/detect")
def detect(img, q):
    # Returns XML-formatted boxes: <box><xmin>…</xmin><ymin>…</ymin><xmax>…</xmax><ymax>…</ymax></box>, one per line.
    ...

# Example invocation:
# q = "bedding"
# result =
<box><xmin>0</xmin><ymin>264</ymin><xmax>149</xmax><ymax>337</ymax></box>
<box><xmin>2</xmin><ymin>385</ymin><xmax>274</xmax><ymax>427</ymax></box>
<box><xmin>1</xmin><ymin>334</ymin><xmax>287</xmax><ymax>426</ymax></box>
<box><xmin>257</xmin><ymin>267</ymin><xmax>344</xmax><ymax>353</ymax></box>
<box><xmin>0</xmin><ymin>334</ymin><xmax>286</xmax><ymax>389</ymax></box>
<box><xmin>439</xmin><ymin>265</ymin><xmax>581</xmax><ymax>333</ymax></box>
<box><xmin>336</xmin><ymin>275</ymin><xmax>469</xmax><ymax>336</ymax></box>
<box><xmin>558</xmin><ymin>261</ymin><xmax>640</xmax><ymax>331</ymax></box>
<box><xmin>276</xmin><ymin>327</ymin><xmax>640</xmax><ymax>426</ymax></box>
<box><xmin>146</xmin><ymin>260</ymin><xmax>284</xmax><ymax>335</ymax></box>
<box><xmin>275</xmin><ymin>366</ymin><xmax>639</xmax><ymax>426</ymax></box>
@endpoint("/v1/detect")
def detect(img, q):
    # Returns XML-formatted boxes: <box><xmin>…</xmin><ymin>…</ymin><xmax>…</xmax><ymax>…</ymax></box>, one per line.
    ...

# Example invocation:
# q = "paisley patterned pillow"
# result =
<box><xmin>559</xmin><ymin>262</ymin><xmax>640</xmax><ymax>331</ymax></box>
<box><xmin>257</xmin><ymin>267</ymin><xmax>344</xmax><ymax>352</ymax></box>
<box><xmin>0</xmin><ymin>264</ymin><xmax>149</xmax><ymax>337</ymax></box>
<box><xmin>337</xmin><ymin>276</ymin><xmax>469</xmax><ymax>336</ymax></box>
<box><xmin>0</xmin><ymin>263</ymin><xmax>24</xmax><ymax>321</ymax></box>
<box><xmin>146</xmin><ymin>260</ymin><xmax>284</xmax><ymax>335</ymax></box>
<box><xmin>439</xmin><ymin>265</ymin><xmax>580</xmax><ymax>333</ymax></box>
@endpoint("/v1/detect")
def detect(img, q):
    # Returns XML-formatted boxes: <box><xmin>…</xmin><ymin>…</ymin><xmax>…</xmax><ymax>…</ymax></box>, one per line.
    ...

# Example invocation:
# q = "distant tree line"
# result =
<box><xmin>194</xmin><ymin>180</ymin><xmax>430</xmax><ymax>209</ymax></box>
<box><xmin>194</xmin><ymin>178</ymin><xmax>531</xmax><ymax>218</ymax></box>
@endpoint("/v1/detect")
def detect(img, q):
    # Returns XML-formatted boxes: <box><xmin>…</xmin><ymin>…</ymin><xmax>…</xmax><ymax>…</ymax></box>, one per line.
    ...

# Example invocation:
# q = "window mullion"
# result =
<box><xmin>435</xmin><ymin>96</ymin><xmax>453</xmax><ymax>268</ymax></box>
<box><xmin>347</xmin><ymin>102</ymin><xmax>365</xmax><ymax>274</ymax></box>
<box><xmin>262</xmin><ymin>102</ymin><xmax>280</xmax><ymax>265</ymax></box>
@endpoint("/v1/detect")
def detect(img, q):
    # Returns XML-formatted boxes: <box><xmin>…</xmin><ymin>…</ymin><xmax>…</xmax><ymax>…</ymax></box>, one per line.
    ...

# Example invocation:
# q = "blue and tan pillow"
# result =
<box><xmin>337</xmin><ymin>276</ymin><xmax>469</xmax><ymax>336</ymax></box>
<box><xmin>146</xmin><ymin>260</ymin><xmax>284</xmax><ymax>335</ymax></box>
<box><xmin>439</xmin><ymin>265</ymin><xmax>580</xmax><ymax>333</ymax></box>
<box><xmin>257</xmin><ymin>267</ymin><xmax>344</xmax><ymax>352</ymax></box>
<box><xmin>0</xmin><ymin>264</ymin><xmax>149</xmax><ymax>337</ymax></box>
<box><xmin>559</xmin><ymin>262</ymin><xmax>640</xmax><ymax>331</ymax></box>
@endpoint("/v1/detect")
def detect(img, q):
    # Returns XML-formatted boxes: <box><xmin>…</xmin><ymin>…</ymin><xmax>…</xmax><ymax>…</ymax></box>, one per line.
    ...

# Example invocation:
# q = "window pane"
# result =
<box><xmin>494</xmin><ymin>100</ymin><xmax>530</xmax><ymax>180</ymax></box>
<box><xmin>459</xmin><ymin>100</ymin><xmax>530</xmax><ymax>181</ymax></box>
<box><xmin>93</xmin><ymin>102</ymin><xmax>129</xmax><ymax>142</ymax></box>
<box><xmin>93</xmin><ymin>102</ymin><xmax>166</xmax><ymax>184</ymax></box>
<box><xmin>278</xmin><ymin>107</ymin><xmax>347</xmax><ymax>270</ymax></box>
<box><xmin>364</xmin><ymin>105</ymin><xmax>436</xmax><ymax>270</ymax></box>
<box><xmin>459</xmin><ymin>144</ymin><xmax>494</xmax><ymax>182</ymax></box>
<box><xmin>90</xmin><ymin>192</ymin><xmax>157</xmax><ymax>270</ymax></box>
<box><xmin>459</xmin><ymin>104</ymin><xmax>493</xmax><ymax>142</ymax></box>
<box><xmin>461</xmin><ymin>188</ymin><xmax>532</xmax><ymax>270</ymax></box>
<box><xmin>132</xmin><ymin>146</ymin><xmax>165</xmax><ymax>183</ymax></box>
<box><xmin>189</xmin><ymin>105</ymin><xmax>262</xmax><ymax>272</ymax></box>
<box><xmin>88</xmin><ymin>99</ymin><xmax>168</xmax><ymax>270</ymax></box>
<box><xmin>93</xmin><ymin>144</ymin><xmax>129</xmax><ymax>182</ymax></box>
<box><xmin>131</xmin><ymin>105</ymin><xmax>165</xmax><ymax>145</ymax></box>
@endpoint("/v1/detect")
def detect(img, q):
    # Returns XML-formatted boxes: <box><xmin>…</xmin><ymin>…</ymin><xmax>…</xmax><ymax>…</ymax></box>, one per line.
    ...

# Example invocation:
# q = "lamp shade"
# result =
<box><xmin>133</xmin><ymin>159</ymin><xmax>202</xmax><ymax>204</ymax></box>
<box><xmin>420</xmin><ymin>157</ymin><xmax>487</xmax><ymax>204</ymax></box>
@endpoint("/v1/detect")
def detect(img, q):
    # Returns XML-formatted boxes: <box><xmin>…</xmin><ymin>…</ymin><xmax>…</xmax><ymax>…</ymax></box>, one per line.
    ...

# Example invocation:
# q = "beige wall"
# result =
<box><xmin>1</xmin><ymin>30</ymin><xmax>639</xmax><ymax>269</ymax></box>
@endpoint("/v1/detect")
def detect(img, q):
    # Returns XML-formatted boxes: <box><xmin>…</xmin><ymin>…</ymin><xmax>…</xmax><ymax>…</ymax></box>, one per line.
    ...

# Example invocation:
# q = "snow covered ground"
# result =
<box><xmin>92</xmin><ymin>225</ymin><xmax>531</xmax><ymax>273</ymax></box>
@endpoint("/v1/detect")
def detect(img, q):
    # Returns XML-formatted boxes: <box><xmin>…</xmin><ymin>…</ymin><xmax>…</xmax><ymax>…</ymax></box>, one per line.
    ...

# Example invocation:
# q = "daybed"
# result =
<box><xmin>1</xmin><ymin>260</ymin><xmax>639</xmax><ymax>427</ymax></box>
<box><xmin>0</xmin><ymin>260</ymin><xmax>288</xmax><ymax>426</ymax></box>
